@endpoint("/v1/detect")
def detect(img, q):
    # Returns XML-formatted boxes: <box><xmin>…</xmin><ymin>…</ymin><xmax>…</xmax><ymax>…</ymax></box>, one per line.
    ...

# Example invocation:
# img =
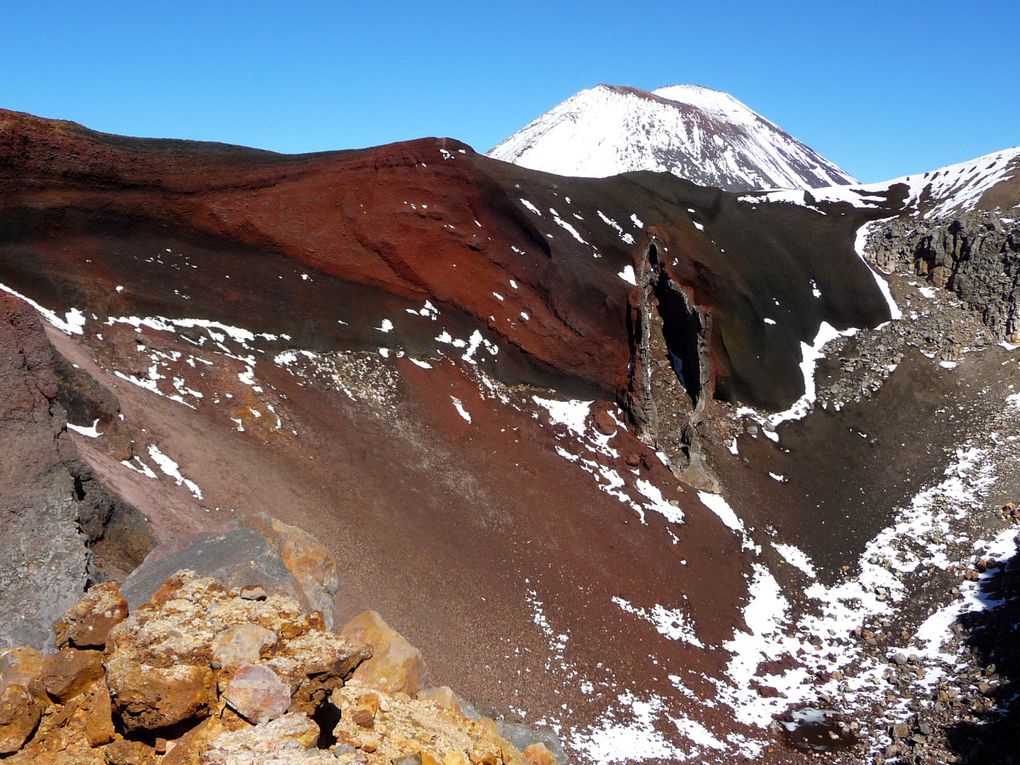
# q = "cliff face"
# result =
<box><xmin>868</xmin><ymin>213</ymin><xmax>1020</xmax><ymax>343</ymax></box>
<box><xmin>0</xmin><ymin>294</ymin><xmax>151</xmax><ymax>649</ymax></box>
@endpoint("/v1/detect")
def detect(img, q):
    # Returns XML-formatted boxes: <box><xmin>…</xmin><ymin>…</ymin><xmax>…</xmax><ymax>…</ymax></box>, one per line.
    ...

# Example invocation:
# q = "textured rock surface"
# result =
<box><xmin>332</xmin><ymin>683</ymin><xmax>527</xmax><ymax>764</ymax></box>
<box><xmin>53</xmin><ymin>581</ymin><xmax>128</xmax><ymax>650</ymax></box>
<box><xmin>0</xmin><ymin>294</ymin><xmax>92</xmax><ymax>649</ymax></box>
<box><xmin>210</xmin><ymin>624</ymin><xmax>278</xmax><ymax>668</ymax></box>
<box><xmin>107</xmin><ymin>570</ymin><xmax>363</xmax><ymax>732</ymax></box>
<box><xmin>201</xmin><ymin>713</ymin><xmax>332</xmax><ymax>764</ymax></box>
<box><xmin>122</xmin><ymin>512</ymin><xmax>339</xmax><ymax>627</ymax></box>
<box><xmin>0</xmin><ymin>295</ymin><xmax>152</xmax><ymax>650</ymax></box>
<box><xmin>39</xmin><ymin>647</ymin><xmax>104</xmax><ymax>702</ymax></box>
<box><xmin>0</xmin><ymin>683</ymin><xmax>41</xmax><ymax>754</ymax></box>
<box><xmin>869</xmin><ymin>213</ymin><xmax>1020</xmax><ymax>341</ymax></box>
<box><xmin>0</xmin><ymin>567</ymin><xmax>555</xmax><ymax>764</ymax></box>
<box><xmin>340</xmin><ymin>610</ymin><xmax>426</xmax><ymax>695</ymax></box>
<box><xmin>221</xmin><ymin>663</ymin><xmax>291</xmax><ymax>724</ymax></box>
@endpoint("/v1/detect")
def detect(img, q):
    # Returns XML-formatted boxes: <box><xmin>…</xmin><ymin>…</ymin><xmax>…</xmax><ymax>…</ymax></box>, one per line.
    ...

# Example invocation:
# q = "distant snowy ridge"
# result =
<box><xmin>488</xmin><ymin>84</ymin><xmax>856</xmax><ymax>192</ymax></box>
<box><xmin>740</xmin><ymin>145</ymin><xmax>1020</xmax><ymax>219</ymax></box>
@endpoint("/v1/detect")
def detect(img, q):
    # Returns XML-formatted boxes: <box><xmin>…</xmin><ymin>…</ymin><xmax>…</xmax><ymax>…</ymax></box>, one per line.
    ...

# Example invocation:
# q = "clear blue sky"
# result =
<box><xmin>2</xmin><ymin>1</ymin><xmax>1017</xmax><ymax>183</ymax></box>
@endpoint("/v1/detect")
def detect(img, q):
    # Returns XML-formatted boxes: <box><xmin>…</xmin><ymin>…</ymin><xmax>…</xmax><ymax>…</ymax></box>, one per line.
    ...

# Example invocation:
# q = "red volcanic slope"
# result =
<box><xmin>0</xmin><ymin>109</ymin><xmax>902</xmax><ymax>764</ymax></box>
<box><xmin>0</xmin><ymin>108</ymin><xmax>895</xmax><ymax>409</ymax></box>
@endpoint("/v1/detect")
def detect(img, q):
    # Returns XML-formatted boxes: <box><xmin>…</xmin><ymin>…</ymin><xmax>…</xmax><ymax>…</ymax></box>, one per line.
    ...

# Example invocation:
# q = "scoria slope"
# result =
<box><xmin>1</xmin><ymin>108</ymin><xmax>1020</xmax><ymax>764</ymax></box>
<box><xmin>487</xmin><ymin>84</ymin><xmax>855</xmax><ymax>191</ymax></box>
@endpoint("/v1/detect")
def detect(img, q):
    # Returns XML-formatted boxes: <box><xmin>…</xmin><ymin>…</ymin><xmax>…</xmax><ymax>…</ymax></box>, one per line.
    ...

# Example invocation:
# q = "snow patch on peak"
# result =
<box><xmin>488</xmin><ymin>83</ymin><xmax>855</xmax><ymax>192</ymax></box>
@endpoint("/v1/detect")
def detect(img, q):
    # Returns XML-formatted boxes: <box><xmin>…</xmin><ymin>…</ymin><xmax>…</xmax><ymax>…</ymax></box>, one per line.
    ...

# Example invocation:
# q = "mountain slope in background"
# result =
<box><xmin>488</xmin><ymin>84</ymin><xmax>856</xmax><ymax>191</ymax></box>
<box><xmin>740</xmin><ymin>144</ymin><xmax>1020</xmax><ymax>220</ymax></box>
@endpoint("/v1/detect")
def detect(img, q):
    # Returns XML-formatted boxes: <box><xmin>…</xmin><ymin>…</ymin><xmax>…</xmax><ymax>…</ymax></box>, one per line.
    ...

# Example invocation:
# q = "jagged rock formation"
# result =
<box><xmin>0</xmin><ymin>565</ymin><xmax>558</xmax><ymax>764</ymax></box>
<box><xmin>868</xmin><ymin>213</ymin><xmax>1020</xmax><ymax>342</ymax></box>
<box><xmin>488</xmin><ymin>84</ymin><xmax>855</xmax><ymax>191</ymax></box>
<box><xmin>0</xmin><ymin>294</ymin><xmax>152</xmax><ymax>650</ymax></box>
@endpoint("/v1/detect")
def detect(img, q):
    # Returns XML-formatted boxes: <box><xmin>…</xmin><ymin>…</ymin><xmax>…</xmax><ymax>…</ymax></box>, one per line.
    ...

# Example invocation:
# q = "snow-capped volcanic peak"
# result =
<box><xmin>651</xmin><ymin>84</ymin><xmax>762</xmax><ymax>125</ymax></box>
<box><xmin>488</xmin><ymin>84</ymin><xmax>856</xmax><ymax>192</ymax></box>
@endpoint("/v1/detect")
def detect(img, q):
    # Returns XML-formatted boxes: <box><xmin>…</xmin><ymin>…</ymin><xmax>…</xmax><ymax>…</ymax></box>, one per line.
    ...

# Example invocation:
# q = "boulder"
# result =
<box><xmin>80</xmin><ymin>678</ymin><xmax>114</xmax><ymax>747</ymax></box>
<box><xmin>0</xmin><ymin>546</ymin><xmax>534</xmax><ymax>764</ymax></box>
<box><xmin>5</xmin><ymin>677</ymin><xmax>112</xmax><ymax>764</ymax></box>
<box><xmin>159</xmin><ymin>715</ymin><xmax>249</xmax><ymax>765</ymax></box>
<box><xmin>524</xmin><ymin>743</ymin><xmax>557</xmax><ymax>765</ymax></box>
<box><xmin>0</xmin><ymin>647</ymin><xmax>44</xmax><ymax>692</ymax></box>
<box><xmin>105</xmin><ymin>655</ymin><xmax>215</xmax><ymax>733</ymax></box>
<box><xmin>0</xmin><ymin>684</ymin><xmax>41</xmax><ymax>754</ymax></box>
<box><xmin>39</xmin><ymin>648</ymin><xmax>104</xmax><ymax>702</ymax></box>
<box><xmin>0</xmin><ymin>295</ymin><xmax>152</xmax><ymax>652</ymax></box>
<box><xmin>332</xmin><ymin>684</ymin><xmax>527</xmax><ymax>765</ymax></box>
<box><xmin>221</xmin><ymin>664</ymin><xmax>291</xmax><ymax>724</ymax></box>
<box><xmin>496</xmin><ymin>721</ymin><xmax>567</xmax><ymax>765</ymax></box>
<box><xmin>210</xmin><ymin>624</ymin><xmax>277</xmax><ymax>669</ymax></box>
<box><xmin>200</xmin><ymin>713</ymin><xmax>335</xmax><ymax>764</ymax></box>
<box><xmin>417</xmin><ymin>686</ymin><xmax>463</xmax><ymax>715</ymax></box>
<box><xmin>107</xmin><ymin>570</ymin><xmax>365</xmax><ymax>731</ymax></box>
<box><xmin>102</xmin><ymin>739</ymin><xmax>157</xmax><ymax>765</ymax></box>
<box><xmin>53</xmin><ymin>581</ymin><xmax>128</xmax><ymax>650</ymax></box>
<box><xmin>121</xmin><ymin>513</ymin><xmax>338</xmax><ymax>627</ymax></box>
<box><xmin>340</xmin><ymin>610</ymin><xmax>426</xmax><ymax>695</ymax></box>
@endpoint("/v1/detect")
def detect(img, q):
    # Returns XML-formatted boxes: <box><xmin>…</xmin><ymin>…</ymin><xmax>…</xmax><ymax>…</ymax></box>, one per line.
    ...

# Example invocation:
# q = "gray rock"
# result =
<box><xmin>122</xmin><ymin>512</ymin><xmax>339</xmax><ymax>627</ymax></box>
<box><xmin>0</xmin><ymin>295</ymin><xmax>154</xmax><ymax>650</ymax></box>
<box><xmin>868</xmin><ymin>213</ymin><xmax>1020</xmax><ymax>341</ymax></box>
<box><xmin>0</xmin><ymin>299</ymin><xmax>103</xmax><ymax>649</ymax></box>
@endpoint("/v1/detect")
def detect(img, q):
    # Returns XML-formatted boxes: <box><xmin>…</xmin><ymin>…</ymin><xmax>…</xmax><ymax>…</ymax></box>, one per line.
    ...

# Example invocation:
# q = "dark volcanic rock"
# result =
<box><xmin>122</xmin><ymin>512</ymin><xmax>339</xmax><ymax>626</ymax></box>
<box><xmin>869</xmin><ymin>213</ymin><xmax>1020</xmax><ymax>342</ymax></box>
<box><xmin>0</xmin><ymin>294</ymin><xmax>152</xmax><ymax>649</ymax></box>
<box><xmin>0</xmin><ymin>107</ymin><xmax>894</xmax><ymax>414</ymax></box>
<box><xmin>0</xmin><ymin>294</ymin><xmax>92</xmax><ymax>649</ymax></box>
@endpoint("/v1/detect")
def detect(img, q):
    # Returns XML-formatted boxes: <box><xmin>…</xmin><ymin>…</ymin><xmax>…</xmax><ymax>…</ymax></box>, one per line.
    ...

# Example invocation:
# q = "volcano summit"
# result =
<box><xmin>488</xmin><ymin>84</ymin><xmax>856</xmax><ymax>191</ymax></box>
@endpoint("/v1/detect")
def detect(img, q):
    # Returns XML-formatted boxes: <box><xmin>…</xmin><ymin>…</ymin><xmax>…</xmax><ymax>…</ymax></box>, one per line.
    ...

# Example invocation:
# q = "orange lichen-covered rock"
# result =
<box><xmin>5</xmin><ymin>678</ymin><xmax>114</xmax><ymax>764</ymax></box>
<box><xmin>0</xmin><ymin>556</ymin><xmax>556</xmax><ymax>764</ymax></box>
<box><xmin>39</xmin><ymin>648</ymin><xmax>104</xmax><ymax>702</ymax></box>
<box><xmin>200</xmin><ymin>713</ymin><xmax>334</xmax><ymax>764</ymax></box>
<box><xmin>331</xmin><ymin>684</ymin><xmax>528</xmax><ymax>765</ymax></box>
<box><xmin>53</xmin><ymin>581</ymin><xmax>128</xmax><ymax>650</ymax></box>
<box><xmin>340</xmin><ymin>610</ymin><xmax>426</xmax><ymax>695</ymax></box>
<box><xmin>105</xmin><ymin>570</ymin><xmax>366</xmax><ymax>731</ymax></box>
<box><xmin>523</xmin><ymin>743</ymin><xmax>557</xmax><ymax>765</ymax></box>
<box><xmin>0</xmin><ymin>647</ymin><xmax>45</xmax><ymax>693</ymax></box>
<box><xmin>106</xmin><ymin>655</ymin><xmax>215</xmax><ymax>733</ymax></box>
<box><xmin>0</xmin><ymin>684</ymin><xmax>41</xmax><ymax>754</ymax></box>
<box><xmin>416</xmin><ymin>686</ymin><xmax>464</xmax><ymax>716</ymax></box>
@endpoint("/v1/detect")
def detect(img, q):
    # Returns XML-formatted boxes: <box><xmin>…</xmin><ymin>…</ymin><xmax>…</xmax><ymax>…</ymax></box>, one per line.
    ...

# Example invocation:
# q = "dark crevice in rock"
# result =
<box><xmin>624</xmin><ymin>238</ymin><xmax>719</xmax><ymax>490</ymax></box>
<box><xmin>312</xmin><ymin>699</ymin><xmax>340</xmax><ymax>748</ymax></box>
<box><xmin>121</xmin><ymin>713</ymin><xmax>206</xmax><ymax>748</ymax></box>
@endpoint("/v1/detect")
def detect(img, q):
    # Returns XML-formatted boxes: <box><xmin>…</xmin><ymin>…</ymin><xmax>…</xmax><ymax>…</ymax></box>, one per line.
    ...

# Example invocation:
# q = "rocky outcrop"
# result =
<box><xmin>339</xmin><ymin>610</ymin><xmax>426</xmax><ymax>695</ymax></box>
<box><xmin>122</xmin><ymin>512</ymin><xmax>340</xmax><ymax>627</ymax></box>
<box><xmin>868</xmin><ymin>213</ymin><xmax>1020</xmax><ymax>342</ymax></box>
<box><xmin>0</xmin><ymin>294</ymin><xmax>153</xmax><ymax>650</ymax></box>
<box><xmin>0</xmin><ymin>568</ymin><xmax>558</xmax><ymax>764</ymax></box>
